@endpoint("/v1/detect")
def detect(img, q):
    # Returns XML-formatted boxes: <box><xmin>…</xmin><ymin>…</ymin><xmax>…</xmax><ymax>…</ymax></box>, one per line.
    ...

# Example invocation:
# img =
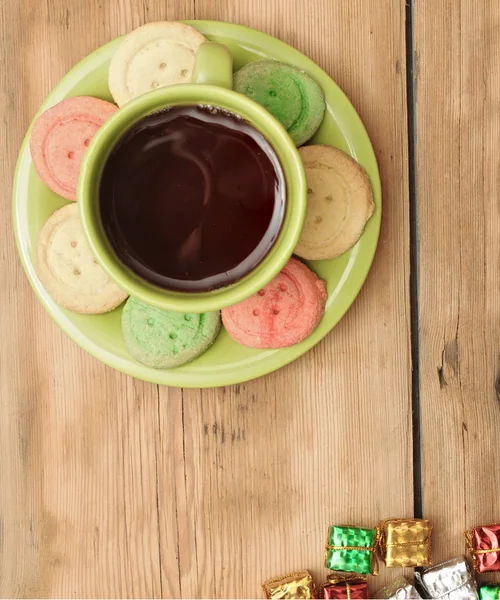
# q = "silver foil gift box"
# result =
<box><xmin>415</xmin><ymin>556</ymin><xmax>479</xmax><ymax>600</ymax></box>
<box><xmin>376</xmin><ymin>577</ymin><xmax>422</xmax><ymax>599</ymax></box>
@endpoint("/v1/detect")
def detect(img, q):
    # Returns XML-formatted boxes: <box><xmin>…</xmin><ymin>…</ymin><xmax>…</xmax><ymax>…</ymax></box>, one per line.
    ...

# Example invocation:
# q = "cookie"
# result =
<box><xmin>36</xmin><ymin>203</ymin><xmax>128</xmax><ymax>314</ymax></box>
<box><xmin>294</xmin><ymin>145</ymin><xmax>375</xmax><ymax>260</ymax></box>
<box><xmin>222</xmin><ymin>258</ymin><xmax>327</xmax><ymax>349</ymax></box>
<box><xmin>234</xmin><ymin>60</ymin><xmax>325</xmax><ymax>146</ymax></box>
<box><xmin>122</xmin><ymin>297</ymin><xmax>221</xmax><ymax>369</ymax></box>
<box><xmin>108</xmin><ymin>21</ymin><xmax>207</xmax><ymax>106</ymax></box>
<box><xmin>30</xmin><ymin>96</ymin><xmax>118</xmax><ymax>201</ymax></box>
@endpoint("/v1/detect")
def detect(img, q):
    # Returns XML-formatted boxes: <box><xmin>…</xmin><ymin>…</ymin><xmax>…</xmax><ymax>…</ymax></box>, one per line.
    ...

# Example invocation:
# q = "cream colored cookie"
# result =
<box><xmin>108</xmin><ymin>21</ymin><xmax>207</xmax><ymax>106</ymax></box>
<box><xmin>295</xmin><ymin>145</ymin><xmax>375</xmax><ymax>260</ymax></box>
<box><xmin>36</xmin><ymin>204</ymin><xmax>128</xmax><ymax>314</ymax></box>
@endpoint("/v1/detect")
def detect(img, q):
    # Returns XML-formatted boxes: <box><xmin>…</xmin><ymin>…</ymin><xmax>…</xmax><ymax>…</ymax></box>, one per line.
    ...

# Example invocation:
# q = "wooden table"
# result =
<box><xmin>1</xmin><ymin>0</ymin><xmax>499</xmax><ymax>597</ymax></box>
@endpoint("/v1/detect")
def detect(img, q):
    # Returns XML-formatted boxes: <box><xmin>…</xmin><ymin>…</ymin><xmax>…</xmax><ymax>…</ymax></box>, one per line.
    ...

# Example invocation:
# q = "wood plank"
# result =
<box><xmin>0</xmin><ymin>1</ymin><xmax>193</xmax><ymax>598</ymax></box>
<box><xmin>157</xmin><ymin>0</ymin><xmax>413</xmax><ymax>597</ymax></box>
<box><xmin>0</xmin><ymin>0</ymin><xmax>412</xmax><ymax>597</ymax></box>
<box><xmin>414</xmin><ymin>0</ymin><xmax>500</xmax><ymax>565</ymax></box>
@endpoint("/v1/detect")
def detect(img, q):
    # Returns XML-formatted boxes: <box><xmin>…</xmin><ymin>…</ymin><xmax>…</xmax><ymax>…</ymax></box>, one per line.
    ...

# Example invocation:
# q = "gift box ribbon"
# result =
<box><xmin>385</xmin><ymin>541</ymin><xmax>427</xmax><ymax>548</ymax></box>
<box><xmin>327</xmin><ymin>574</ymin><xmax>368</xmax><ymax>584</ymax></box>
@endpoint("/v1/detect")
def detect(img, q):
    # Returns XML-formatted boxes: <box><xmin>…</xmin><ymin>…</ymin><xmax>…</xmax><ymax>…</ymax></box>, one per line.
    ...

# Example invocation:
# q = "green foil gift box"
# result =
<box><xmin>479</xmin><ymin>585</ymin><xmax>500</xmax><ymax>600</ymax></box>
<box><xmin>325</xmin><ymin>525</ymin><xmax>379</xmax><ymax>575</ymax></box>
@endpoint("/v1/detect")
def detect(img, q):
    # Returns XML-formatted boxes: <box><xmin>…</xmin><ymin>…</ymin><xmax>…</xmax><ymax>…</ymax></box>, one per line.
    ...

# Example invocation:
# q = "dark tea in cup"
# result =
<box><xmin>99</xmin><ymin>105</ymin><xmax>286</xmax><ymax>292</ymax></box>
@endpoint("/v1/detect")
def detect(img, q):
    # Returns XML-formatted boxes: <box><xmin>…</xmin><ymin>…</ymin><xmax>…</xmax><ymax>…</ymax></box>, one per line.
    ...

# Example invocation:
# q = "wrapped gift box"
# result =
<box><xmin>375</xmin><ymin>576</ymin><xmax>422</xmax><ymax>599</ymax></box>
<box><xmin>262</xmin><ymin>571</ymin><xmax>316</xmax><ymax>599</ymax></box>
<box><xmin>325</xmin><ymin>525</ymin><xmax>379</xmax><ymax>575</ymax></box>
<box><xmin>320</xmin><ymin>574</ymin><xmax>368</xmax><ymax>599</ymax></box>
<box><xmin>415</xmin><ymin>556</ymin><xmax>478</xmax><ymax>600</ymax></box>
<box><xmin>479</xmin><ymin>585</ymin><xmax>500</xmax><ymax>600</ymax></box>
<box><xmin>465</xmin><ymin>524</ymin><xmax>500</xmax><ymax>573</ymax></box>
<box><xmin>379</xmin><ymin>519</ymin><xmax>432</xmax><ymax>568</ymax></box>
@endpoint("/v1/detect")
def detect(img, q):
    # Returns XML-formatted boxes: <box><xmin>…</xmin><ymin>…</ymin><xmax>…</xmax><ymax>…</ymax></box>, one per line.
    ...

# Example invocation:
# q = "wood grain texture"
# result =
<box><xmin>0</xmin><ymin>0</ymin><xmax>412</xmax><ymax>597</ymax></box>
<box><xmin>414</xmin><ymin>0</ymin><xmax>500</xmax><ymax>567</ymax></box>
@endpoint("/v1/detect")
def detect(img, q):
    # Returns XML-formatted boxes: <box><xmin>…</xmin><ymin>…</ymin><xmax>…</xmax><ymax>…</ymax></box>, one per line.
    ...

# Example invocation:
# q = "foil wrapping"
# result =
<box><xmin>379</xmin><ymin>519</ymin><xmax>432</xmax><ymax>568</ymax></box>
<box><xmin>262</xmin><ymin>571</ymin><xmax>317</xmax><ymax>599</ymax></box>
<box><xmin>325</xmin><ymin>525</ymin><xmax>378</xmax><ymax>575</ymax></box>
<box><xmin>465</xmin><ymin>524</ymin><xmax>500</xmax><ymax>573</ymax></box>
<box><xmin>375</xmin><ymin>576</ymin><xmax>422</xmax><ymax>599</ymax></box>
<box><xmin>415</xmin><ymin>556</ymin><xmax>478</xmax><ymax>600</ymax></box>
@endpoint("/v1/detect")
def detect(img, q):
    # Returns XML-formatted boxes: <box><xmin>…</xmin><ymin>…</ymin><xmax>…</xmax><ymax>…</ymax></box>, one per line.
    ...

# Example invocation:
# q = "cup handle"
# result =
<box><xmin>191</xmin><ymin>42</ymin><xmax>233</xmax><ymax>89</ymax></box>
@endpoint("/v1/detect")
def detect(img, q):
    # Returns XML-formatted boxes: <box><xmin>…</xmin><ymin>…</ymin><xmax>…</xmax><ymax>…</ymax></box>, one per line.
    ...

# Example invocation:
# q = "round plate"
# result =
<box><xmin>13</xmin><ymin>20</ymin><xmax>381</xmax><ymax>388</ymax></box>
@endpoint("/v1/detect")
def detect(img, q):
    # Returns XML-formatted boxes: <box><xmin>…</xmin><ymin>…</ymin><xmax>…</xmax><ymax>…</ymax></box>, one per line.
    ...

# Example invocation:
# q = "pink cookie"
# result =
<box><xmin>222</xmin><ymin>258</ymin><xmax>327</xmax><ymax>349</ymax></box>
<box><xmin>30</xmin><ymin>96</ymin><xmax>118</xmax><ymax>200</ymax></box>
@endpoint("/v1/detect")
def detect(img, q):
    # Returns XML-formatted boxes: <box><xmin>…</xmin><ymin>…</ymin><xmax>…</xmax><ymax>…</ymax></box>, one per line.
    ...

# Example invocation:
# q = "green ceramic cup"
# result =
<box><xmin>79</xmin><ymin>42</ymin><xmax>307</xmax><ymax>313</ymax></box>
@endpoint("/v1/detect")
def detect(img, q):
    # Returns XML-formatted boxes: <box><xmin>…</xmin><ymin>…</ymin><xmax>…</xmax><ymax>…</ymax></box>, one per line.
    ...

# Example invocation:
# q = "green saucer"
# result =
<box><xmin>12</xmin><ymin>20</ymin><xmax>381</xmax><ymax>388</ymax></box>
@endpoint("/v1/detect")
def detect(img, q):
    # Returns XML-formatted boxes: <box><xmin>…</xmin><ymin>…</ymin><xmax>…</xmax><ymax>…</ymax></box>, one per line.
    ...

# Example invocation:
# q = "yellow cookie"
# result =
<box><xmin>108</xmin><ymin>21</ymin><xmax>207</xmax><ymax>106</ymax></box>
<box><xmin>295</xmin><ymin>145</ymin><xmax>375</xmax><ymax>260</ymax></box>
<box><xmin>36</xmin><ymin>204</ymin><xmax>128</xmax><ymax>314</ymax></box>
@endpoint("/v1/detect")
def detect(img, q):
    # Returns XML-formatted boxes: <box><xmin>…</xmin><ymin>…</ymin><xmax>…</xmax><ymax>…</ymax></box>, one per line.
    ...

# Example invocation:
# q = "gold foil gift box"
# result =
<box><xmin>262</xmin><ymin>571</ymin><xmax>317</xmax><ymax>599</ymax></box>
<box><xmin>378</xmin><ymin>519</ymin><xmax>432</xmax><ymax>568</ymax></box>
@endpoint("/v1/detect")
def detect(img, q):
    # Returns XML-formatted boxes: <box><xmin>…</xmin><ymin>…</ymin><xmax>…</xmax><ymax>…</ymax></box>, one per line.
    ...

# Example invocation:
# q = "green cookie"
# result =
<box><xmin>234</xmin><ymin>60</ymin><xmax>326</xmax><ymax>146</ymax></box>
<box><xmin>122</xmin><ymin>297</ymin><xmax>221</xmax><ymax>369</ymax></box>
